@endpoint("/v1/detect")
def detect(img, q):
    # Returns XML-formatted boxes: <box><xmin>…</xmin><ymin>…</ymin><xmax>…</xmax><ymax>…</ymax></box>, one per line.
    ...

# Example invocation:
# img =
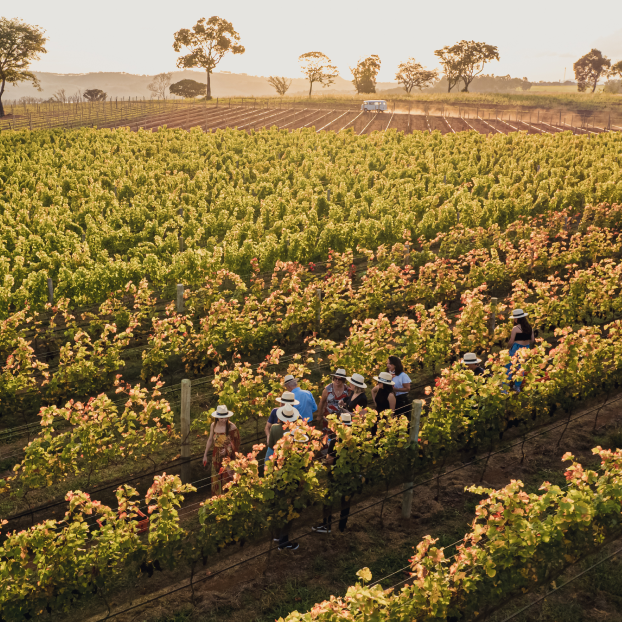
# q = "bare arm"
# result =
<box><xmin>203</xmin><ymin>422</ymin><xmax>215</xmax><ymax>465</ymax></box>
<box><xmin>400</xmin><ymin>382</ymin><xmax>412</xmax><ymax>392</ymax></box>
<box><xmin>371</xmin><ymin>384</ymin><xmax>380</xmax><ymax>404</ymax></box>
<box><xmin>318</xmin><ymin>387</ymin><xmax>329</xmax><ymax>425</ymax></box>
<box><xmin>264</xmin><ymin>421</ymin><xmax>273</xmax><ymax>444</ymax></box>
<box><xmin>507</xmin><ymin>326</ymin><xmax>519</xmax><ymax>347</ymax></box>
<box><xmin>388</xmin><ymin>393</ymin><xmax>396</xmax><ymax>413</ymax></box>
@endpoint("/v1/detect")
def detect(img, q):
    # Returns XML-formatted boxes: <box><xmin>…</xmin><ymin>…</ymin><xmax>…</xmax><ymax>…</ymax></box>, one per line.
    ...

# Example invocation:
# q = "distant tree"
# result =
<box><xmin>267</xmin><ymin>76</ymin><xmax>292</xmax><ymax>96</ymax></box>
<box><xmin>574</xmin><ymin>49</ymin><xmax>611</xmax><ymax>93</ymax></box>
<box><xmin>0</xmin><ymin>17</ymin><xmax>48</xmax><ymax>117</ymax></box>
<box><xmin>173</xmin><ymin>17</ymin><xmax>245</xmax><ymax>100</ymax></box>
<box><xmin>608</xmin><ymin>59</ymin><xmax>622</xmax><ymax>80</ymax></box>
<box><xmin>299</xmin><ymin>51</ymin><xmax>338</xmax><ymax>97</ymax></box>
<box><xmin>435</xmin><ymin>40</ymin><xmax>499</xmax><ymax>93</ymax></box>
<box><xmin>351</xmin><ymin>55</ymin><xmax>381</xmax><ymax>94</ymax></box>
<box><xmin>51</xmin><ymin>88</ymin><xmax>67</xmax><ymax>103</ymax></box>
<box><xmin>148</xmin><ymin>72</ymin><xmax>172</xmax><ymax>99</ymax></box>
<box><xmin>434</xmin><ymin>45</ymin><xmax>464</xmax><ymax>93</ymax></box>
<box><xmin>67</xmin><ymin>91</ymin><xmax>82</xmax><ymax>103</ymax></box>
<box><xmin>395</xmin><ymin>58</ymin><xmax>438</xmax><ymax>93</ymax></box>
<box><xmin>169</xmin><ymin>79</ymin><xmax>206</xmax><ymax>98</ymax></box>
<box><xmin>83</xmin><ymin>89</ymin><xmax>107</xmax><ymax>102</ymax></box>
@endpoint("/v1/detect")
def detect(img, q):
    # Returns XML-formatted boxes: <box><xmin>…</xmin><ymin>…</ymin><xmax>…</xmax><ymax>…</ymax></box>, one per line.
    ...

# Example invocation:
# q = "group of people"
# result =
<box><xmin>200</xmin><ymin>309</ymin><xmax>535</xmax><ymax>550</ymax></box>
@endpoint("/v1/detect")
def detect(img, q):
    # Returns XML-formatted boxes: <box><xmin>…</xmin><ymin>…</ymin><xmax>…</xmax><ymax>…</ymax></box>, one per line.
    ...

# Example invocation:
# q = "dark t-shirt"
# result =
<box><xmin>343</xmin><ymin>392</ymin><xmax>368</xmax><ymax>412</ymax></box>
<box><xmin>473</xmin><ymin>366</ymin><xmax>485</xmax><ymax>376</ymax></box>
<box><xmin>267</xmin><ymin>408</ymin><xmax>279</xmax><ymax>424</ymax></box>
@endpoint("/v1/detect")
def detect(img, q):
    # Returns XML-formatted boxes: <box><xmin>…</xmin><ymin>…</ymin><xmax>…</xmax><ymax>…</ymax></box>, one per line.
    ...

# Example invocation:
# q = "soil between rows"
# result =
<box><xmin>63</xmin><ymin>390</ymin><xmax>622</xmax><ymax>622</ymax></box>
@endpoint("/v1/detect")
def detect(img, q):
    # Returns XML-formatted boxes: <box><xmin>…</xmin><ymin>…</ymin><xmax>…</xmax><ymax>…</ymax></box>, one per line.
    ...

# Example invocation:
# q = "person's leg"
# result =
<box><xmin>338</xmin><ymin>495</ymin><xmax>351</xmax><ymax>532</ymax></box>
<box><xmin>278</xmin><ymin>519</ymin><xmax>294</xmax><ymax>546</ymax></box>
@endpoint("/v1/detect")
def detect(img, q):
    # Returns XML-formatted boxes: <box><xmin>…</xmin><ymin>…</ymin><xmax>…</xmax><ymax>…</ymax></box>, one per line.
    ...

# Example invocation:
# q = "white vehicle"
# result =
<box><xmin>360</xmin><ymin>100</ymin><xmax>387</xmax><ymax>112</ymax></box>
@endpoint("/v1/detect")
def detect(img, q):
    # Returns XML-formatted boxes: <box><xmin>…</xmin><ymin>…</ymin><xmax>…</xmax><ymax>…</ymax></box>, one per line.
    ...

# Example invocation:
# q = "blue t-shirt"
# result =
<box><xmin>392</xmin><ymin>372</ymin><xmax>411</xmax><ymax>396</ymax></box>
<box><xmin>292</xmin><ymin>387</ymin><xmax>317</xmax><ymax>422</ymax></box>
<box><xmin>267</xmin><ymin>389</ymin><xmax>317</xmax><ymax>423</ymax></box>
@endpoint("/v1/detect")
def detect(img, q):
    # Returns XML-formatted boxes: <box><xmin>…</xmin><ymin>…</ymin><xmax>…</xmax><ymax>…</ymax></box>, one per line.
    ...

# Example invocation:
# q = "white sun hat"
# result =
<box><xmin>276</xmin><ymin>391</ymin><xmax>300</xmax><ymax>406</ymax></box>
<box><xmin>346</xmin><ymin>373</ymin><xmax>367</xmax><ymax>389</ymax></box>
<box><xmin>282</xmin><ymin>374</ymin><xmax>297</xmax><ymax>386</ymax></box>
<box><xmin>373</xmin><ymin>371</ymin><xmax>395</xmax><ymax>385</ymax></box>
<box><xmin>512</xmin><ymin>309</ymin><xmax>528</xmax><ymax>319</ymax></box>
<box><xmin>211</xmin><ymin>404</ymin><xmax>234</xmax><ymax>419</ymax></box>
<box><xmin>285</xmin><ymin>427</ymin><xmax>310</xmax><ymax>442</ymax></box>
<box><xmin>332</xmin><ymin>368</ymin><xmax>347</xmax><ymax>379</ymax></box>
<box><xmin>276</xmin><ymin>403</ymin><xmax>300</xmax><ymax>424</ymax></box>
<box><xmin>340</xmin><ymin>413</ymin><xmax>352</xmax><ymax>425</ymax></box>
<box><xmin>462</xmin><ymin>353</ymin><xmax>482</xmax><ymax>365</ymax></box>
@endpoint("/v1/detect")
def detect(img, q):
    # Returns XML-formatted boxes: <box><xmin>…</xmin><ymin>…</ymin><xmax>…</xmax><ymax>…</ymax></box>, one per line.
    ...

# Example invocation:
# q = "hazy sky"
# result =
<box><xmin>12</xmin><ymin>1</ymin><xmax>622</xmax><ymax>83</ymax></box>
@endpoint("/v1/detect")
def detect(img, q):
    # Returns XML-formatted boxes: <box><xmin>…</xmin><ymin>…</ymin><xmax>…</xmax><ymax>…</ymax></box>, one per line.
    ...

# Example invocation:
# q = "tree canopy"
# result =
<box><xmin>395</xmin><ymin>58</ymin><xmax>438</xmax><ymax>93</ymax></box>
<box><xmin>173</xmin><ymin>17</ymin><xmax>244</xmax><ymax>100</ymax></box>
<box><xmin>83</xmin><ymin>89</ymin><xmax>107</xmax><ymax>102</ymax></box>
<box><xmin>435</xmin><ymin>40</ymin><xmax>499</xmax><ymax>92</ymax></box>
<box><xmin>0</xmin><ymin>17</ymin><xmax>47</xmax><ymax>117</ymax></box>
<box><xmin>169</xmin><ymin>79</ymin><xmax>206</xmax><ymax>99</ymax></box>
<box><xmin>574</xmin><ymin>49</ymin><xmax>611</xmax><ymax>93</ymax></box>
<box><xmin>351</xmin><ymin>55</ymin><xmax>381</xmax><ymax>94</ymax></box>
<box><xmin>299</xmin><ymin>52</ymin><xmax>338</xmax><ymax>97</ymax></box>
<box><xmin>148</xmin><ymin>72</ymin><xmax>172</xmax><ymax>99</ymax></box>
<box><xmin>267</xmin><ymin>76</ymin><xmax>292</xmax><ymax>96</ymax></box>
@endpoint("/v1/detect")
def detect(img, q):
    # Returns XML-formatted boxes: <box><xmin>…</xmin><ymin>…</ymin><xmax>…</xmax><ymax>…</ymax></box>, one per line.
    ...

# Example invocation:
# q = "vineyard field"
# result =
<box><xmin>1</xmin><ymin>126</ymin><xmax>622</xmax><ymax>315</ymax></box>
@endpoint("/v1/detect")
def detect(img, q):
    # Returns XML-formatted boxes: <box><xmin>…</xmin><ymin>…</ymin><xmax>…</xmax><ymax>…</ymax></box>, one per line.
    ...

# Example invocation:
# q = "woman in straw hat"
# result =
<box><xmin>265</xmin><ymin>403</ymin><xmax>300</xmax><ymax>461</ymax></box>
<box><xmin>318</xmin><ymin>368</ymin><xmax>352</xmax><ymax>433</ymax></box>
<box><xmin>203</xmin><ymin>405</ymin><xmax>241</xmax><ymax>495</ymax></box>
<box><xmin>340</xmin><ymin>373</ymin><xmax>368</xmax><ymax>414</ymax></box>
<box><xmin>371</xmin><ymin>372</ymin><xmax>396</xmax><ymax>415</ymax></box>
<box><xmin>506</xmin><ymin>309</ymin><xmax>535</xmax><ymax>389</ymax></box>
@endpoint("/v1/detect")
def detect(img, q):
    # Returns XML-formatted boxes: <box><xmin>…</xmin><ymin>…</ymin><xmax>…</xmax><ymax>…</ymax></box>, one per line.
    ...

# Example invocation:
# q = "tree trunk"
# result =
<box><xmin>0</xmin><ymin>79</ymin><xmax>5</xmax><ymax>117</ymax></box>
<box><xmin>592</xmin><ymin>73</ymin><xmax>599</xmax><ymax>93</ymax></box>
<box><xmin>207</xmin><ymin>71</ymin><xmax>212</xmax><ymax>100</ymax></box>
<box><xmin>309</xmin><ymin>80</ymin><xmax>313</xmax><ymax>97</ymax></box>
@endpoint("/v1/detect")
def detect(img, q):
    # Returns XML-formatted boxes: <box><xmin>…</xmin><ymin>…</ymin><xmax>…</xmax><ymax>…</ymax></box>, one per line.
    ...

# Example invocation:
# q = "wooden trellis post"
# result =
<box><xmin>401</xmin><ymin>400</ymin><xmax>423</xmax><ymax>518</ymax></box>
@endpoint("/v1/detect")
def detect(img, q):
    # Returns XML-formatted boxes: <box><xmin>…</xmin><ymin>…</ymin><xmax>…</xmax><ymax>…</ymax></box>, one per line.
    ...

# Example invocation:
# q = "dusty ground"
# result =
<box><xmin>60</xmin><ymin>390</ymin><xmax>622</xmax><ymax>622</ymax></box>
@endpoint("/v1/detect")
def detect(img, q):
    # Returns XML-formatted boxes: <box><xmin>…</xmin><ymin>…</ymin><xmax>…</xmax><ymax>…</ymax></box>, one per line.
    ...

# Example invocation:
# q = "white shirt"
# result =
<box><xmin>392</xmin><ymin>371</ymin><xmax>411</xmax><ymax>396</ymax></box>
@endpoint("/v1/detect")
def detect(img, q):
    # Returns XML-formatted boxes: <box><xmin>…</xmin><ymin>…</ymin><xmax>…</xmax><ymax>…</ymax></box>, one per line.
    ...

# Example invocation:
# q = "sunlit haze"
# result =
<box><xmin>11</xmin><ymin>0</ymin><xmax>622</xmax><ymax>83</ymax></box>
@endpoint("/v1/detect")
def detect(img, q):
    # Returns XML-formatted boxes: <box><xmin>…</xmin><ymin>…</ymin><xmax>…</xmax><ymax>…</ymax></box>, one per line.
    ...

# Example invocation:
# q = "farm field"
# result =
<box><xmin>2</xmin><ymin>121</ymin><xmax>622</xmax><ymax>621</ymax></box>
<box><xmin>109</xmin><ymin>103</ymin><xmax>622</xmax><ymax>135</ymax></box>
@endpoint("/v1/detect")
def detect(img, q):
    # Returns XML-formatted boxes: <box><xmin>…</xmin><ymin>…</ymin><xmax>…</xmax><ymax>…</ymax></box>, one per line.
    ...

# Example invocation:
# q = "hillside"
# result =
<box><xmin>4</xmin><ymin>69</ymin><xmax>400</xmax><ymax>101</ymax></box>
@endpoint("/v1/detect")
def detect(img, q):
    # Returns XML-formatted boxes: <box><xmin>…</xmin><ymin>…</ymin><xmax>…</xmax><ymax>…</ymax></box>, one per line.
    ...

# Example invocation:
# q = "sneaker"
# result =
<box><xmin>312</xmin><ymin>525</ymin><xmax>331</xmax><ymax>534</ymax></box>
<box><xmin>278</xmin><ymin>542</ymin><xmax>299</xmax><ymax>551</ymax></box>
<box><xmin>273</xmin><ymin>538</ymin><xmax>280</xmax><ymax>542</ymax></box>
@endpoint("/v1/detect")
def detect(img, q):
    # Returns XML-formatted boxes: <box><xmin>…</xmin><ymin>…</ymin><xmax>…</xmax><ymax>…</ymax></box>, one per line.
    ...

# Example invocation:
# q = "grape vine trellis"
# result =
<box><xmin>1</xmin><ymin>126</ymin><xmax>622</xmax><ymax>315</ymax></box>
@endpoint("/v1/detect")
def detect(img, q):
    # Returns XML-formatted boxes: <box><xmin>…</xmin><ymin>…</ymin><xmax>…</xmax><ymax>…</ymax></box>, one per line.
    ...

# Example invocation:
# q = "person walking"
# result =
<box><xmin>202</xmin><ymin>405</ymin><xmax>241</xmax><ymax>496</ymax></box>
<box><xmin>264</xmin><ymin>392</ymin><xmax>300</xmax><ymax>458</ymax></box>
<box><xmin>340</xmin><ymin>373</ymin><xmax>368</xmax><ymax>414</ymax></box>
<box><xmin>313</xmin><ymin>412</ymin><xmax>355</xmax><ymax>534</ymax></box>
<box><xmin>266</xmin><ymin>400</ymin><xmax>300</xmax><ymax>462</ymax></box>
<box><xmin>387</xmin><ymin>356</ymin><xmax>411</xmax><ymax>416</ymax></box>
<box><xmin>506</xmin><ymin>309</ymin><xmax>535</xmax><ymax>390</ymax></box>
<box><xmin>268</xmin><ymin>403</ymin><xmax>303</xmax><ymax>551</ymax></box>
<box><xmin>282</xmin><ymin>374</ymin><xmax>317</xmax><ymax>422</ymax></box>
<box><xmin>372</xmin><ymin>371</ymin><xmax>396</xmax><ymax>414</ymax></box>
<box><xmin>318</xmin><ymin>369</ymin><xmax>352</xmax><ymax>433</ymax></box>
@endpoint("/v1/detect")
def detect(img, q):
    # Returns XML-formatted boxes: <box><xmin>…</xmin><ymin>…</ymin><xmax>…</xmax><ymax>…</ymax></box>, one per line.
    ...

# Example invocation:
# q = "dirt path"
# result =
<box><xmin>64</xmin><ymin>390</ymin><xmax>622</xmax><ymax>622</ymax></box>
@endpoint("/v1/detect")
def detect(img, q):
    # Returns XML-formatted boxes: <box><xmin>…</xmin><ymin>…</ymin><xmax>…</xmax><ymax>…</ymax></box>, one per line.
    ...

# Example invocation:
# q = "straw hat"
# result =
<box><xmin>331</xmin><ymin>368</ymin><xmax>347</xmax><ymax>379</ymax></box>
<box><xmin>512</xmin><ymin>309</ymin><xmax>528</xmax><ymax>319</ymax></box>
<box><xmin>276</xmin><ymin>391</ymin><xmax>300</xmax><ymax>406</ymax></box>
<box><xmin>285</xmin><ymin>427</ymin><xmax>310</xmax><ymax>442</ymax></box>
<box><xmin>276</xmin><ymin>403</ymin><xmax>300</xmax><ymax>423</ymax></box>
<box><xmin>373</xmin><ymin>371</ymin><xmax>395</xmax><ymax>385</ymax></box>
<box><xmin>282</xmin><ymin>374</ymin><xmax>297</xmax><ymax>386</ymax></box>
<box><xmin>346</xmin><ymin>373</ymin><xmax>367</xmax><ymax>389</ymax></box>
<box><xmin>462</xmin><ymin>353</ymin><xmax>482</xmax><ymax>365</ymax></box>
<box><xmin>211</xmin><ymin>404</ymin><xmax>234</xmax><ymax>419</ymax></box>
<box><xmin>340</xmin><ymin>413</ymin><xmax>352</xmax><ymax>425</ymax></box>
